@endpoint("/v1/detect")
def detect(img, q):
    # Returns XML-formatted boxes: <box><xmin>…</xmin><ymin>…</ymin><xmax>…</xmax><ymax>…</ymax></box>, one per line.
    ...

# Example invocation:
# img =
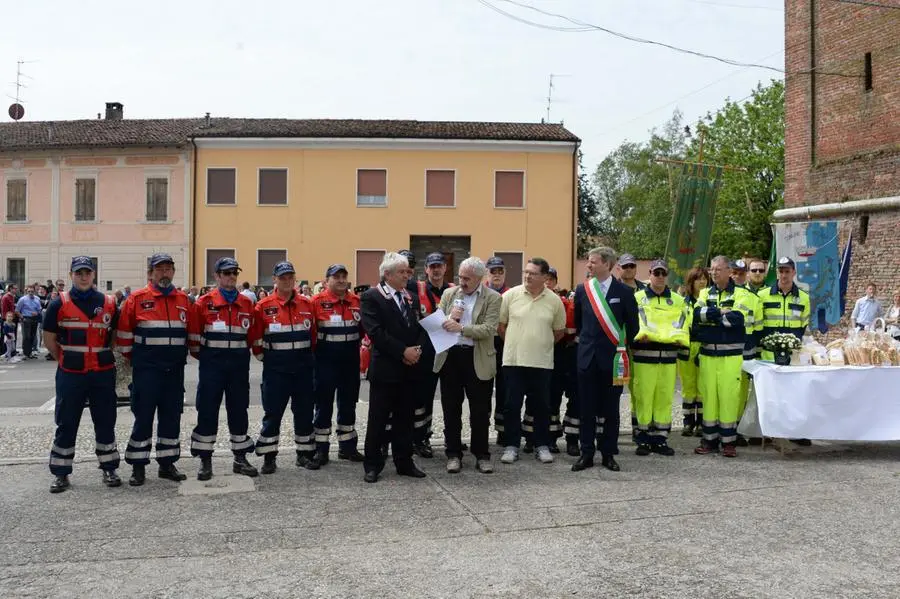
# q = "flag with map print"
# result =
<box><xmin>664</xmin><ymin>163</ymin><xmax>724</xmax><ymax>288</ymax></box>
<box><xmin>774</xmin><ymin>220</ymin><xmax>841</xmax><ymax>333</ymax></box>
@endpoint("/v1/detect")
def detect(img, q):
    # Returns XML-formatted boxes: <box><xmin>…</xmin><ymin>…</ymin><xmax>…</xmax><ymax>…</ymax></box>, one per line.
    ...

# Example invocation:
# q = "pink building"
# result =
<box><xmin>0</xmin><ymin>103</ymin><xmax>192</xmax><ymax>291</ymax></box>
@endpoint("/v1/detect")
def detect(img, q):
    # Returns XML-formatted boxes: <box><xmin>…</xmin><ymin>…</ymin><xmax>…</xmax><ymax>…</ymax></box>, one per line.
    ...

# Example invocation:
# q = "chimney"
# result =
<box><xmin>105</xmin><ymin>102</ymin><xmax>124</xmax><ymax>120</ymax></box>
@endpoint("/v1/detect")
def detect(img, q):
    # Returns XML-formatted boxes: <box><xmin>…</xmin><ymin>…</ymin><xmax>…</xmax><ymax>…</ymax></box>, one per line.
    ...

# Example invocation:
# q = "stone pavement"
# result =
<box><xmin>2</xmin><ymin>391</ymin><xmax>900</xmax><ymax>598</ymax></box>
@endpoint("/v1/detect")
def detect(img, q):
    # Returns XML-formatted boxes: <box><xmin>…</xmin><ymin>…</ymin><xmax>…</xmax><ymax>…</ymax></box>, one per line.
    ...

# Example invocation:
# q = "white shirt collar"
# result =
<box><xmin>382</xmin><ymin>282</ymin><xmax>398</xmax><ymax>296</ymax></box>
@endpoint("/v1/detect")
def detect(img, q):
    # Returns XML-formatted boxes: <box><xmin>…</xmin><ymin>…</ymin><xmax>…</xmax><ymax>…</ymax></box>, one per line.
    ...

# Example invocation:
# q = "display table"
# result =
<box><xmin>739</xmin><ymin>360</ymin><xmax>900</xmax><ymax>441</ymax></box>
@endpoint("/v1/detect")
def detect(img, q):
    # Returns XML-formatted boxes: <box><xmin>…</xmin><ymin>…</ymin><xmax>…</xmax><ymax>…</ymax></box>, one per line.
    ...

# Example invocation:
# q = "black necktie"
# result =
<box><xmin>395</xmin><ymin>291</ymin><xmax>408</xmax><ymax>321</ymax></box>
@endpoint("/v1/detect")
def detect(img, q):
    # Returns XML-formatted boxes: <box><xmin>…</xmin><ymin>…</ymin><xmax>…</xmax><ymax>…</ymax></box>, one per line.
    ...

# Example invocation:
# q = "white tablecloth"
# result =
<box><xmin>740</xmin><ymin>360</ymin><xmax>900</xmax><ymax>441</ymax></box>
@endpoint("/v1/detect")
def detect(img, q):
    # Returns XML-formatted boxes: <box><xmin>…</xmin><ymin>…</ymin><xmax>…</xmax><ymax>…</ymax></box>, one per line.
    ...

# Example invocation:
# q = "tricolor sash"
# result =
<box><xmin>585</xmin><ymin>278</ymin><xmax>630</xmax><ymax>385</ymax></box>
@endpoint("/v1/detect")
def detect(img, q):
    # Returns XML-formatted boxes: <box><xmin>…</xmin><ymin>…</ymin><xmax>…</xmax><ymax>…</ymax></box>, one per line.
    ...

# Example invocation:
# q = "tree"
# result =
<box><xmin>692</xmin><ymin>80</ymin><xmax>785</xmax><ymax>260</ymax></box>
<box><xmin>593</xmin><ymin>111</ymin><xmax>689</xmax><ymax>258</ymax></box>
<box><xmin>576</xmin><ymin>150</ymin><xmax>600</xmax><ymax>256</ymax></box>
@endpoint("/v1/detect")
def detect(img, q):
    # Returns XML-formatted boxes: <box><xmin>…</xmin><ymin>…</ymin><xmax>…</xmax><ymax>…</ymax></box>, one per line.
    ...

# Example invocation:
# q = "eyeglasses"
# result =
<box><xmin>749</xmin><ymin>269</ymin><xmax>766</xmax><ymax>273</ymax></box>
<box><xmin>651</xmin><ymin>270</ymin><xmax>667</xmax><ymax>277</ymax></box>
<box><xmin>219</xmin><ymin>270</ymin><xmax>239</xmax><ymax>276</ymax></box>
<box><xmin>620</xmin><ymin>264</ymin><xmax>636</xmax><ymax>269</ymax></box>
<box><xmin>523</xmin><ymin>270</ymin><xmax>544</xmax><ymax>277</ymax></box>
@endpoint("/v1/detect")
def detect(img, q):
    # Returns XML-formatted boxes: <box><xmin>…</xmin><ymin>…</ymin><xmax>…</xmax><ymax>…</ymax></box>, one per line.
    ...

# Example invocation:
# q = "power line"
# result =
<box><xmin>831</xmin><ymin>0</ymin><xmax>900</xmax><ymax>9</ymax></box>
<box><xmin>477</xmin><ymin>0</ymin><xmax>862</xmax><ymax>78</ymax></box>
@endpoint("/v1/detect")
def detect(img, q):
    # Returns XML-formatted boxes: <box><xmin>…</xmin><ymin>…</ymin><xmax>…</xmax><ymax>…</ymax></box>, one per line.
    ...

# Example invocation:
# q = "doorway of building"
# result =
<box><xmin>409</xmin><ymin>236</ymin><xmax>471</xmax><ymax>284</ymax></box>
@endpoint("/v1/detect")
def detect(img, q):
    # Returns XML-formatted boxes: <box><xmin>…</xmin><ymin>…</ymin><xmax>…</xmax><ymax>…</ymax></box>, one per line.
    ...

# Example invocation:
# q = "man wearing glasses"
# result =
<box><xmin>188</xmin><ymin>257</ymin><xmax>259</xmax><ymax>480</ymax></box>
<box><xmin>498</xmin><ymin>258</ymin><xmax>566</xmax><ymax>466</ymax></box>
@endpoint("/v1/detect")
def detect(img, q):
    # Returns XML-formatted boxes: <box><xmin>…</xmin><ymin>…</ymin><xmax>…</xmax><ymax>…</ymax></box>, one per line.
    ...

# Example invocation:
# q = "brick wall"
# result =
<box><xmin>785</xmin><ymin>1</ymin><xmax>899</xmax><ymax>338</ymax></box>
<box><xmin>785</xmin><ymin>0</ymin><xmax>899</xmax><ymax>209</ymax></box>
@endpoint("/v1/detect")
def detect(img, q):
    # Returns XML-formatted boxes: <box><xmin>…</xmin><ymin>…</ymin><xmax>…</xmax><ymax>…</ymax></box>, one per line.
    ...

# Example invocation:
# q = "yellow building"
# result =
<box><xmin>191</xmin><ymin>120</ymin><xmax>580</xmax><ymax>288</ymax></box>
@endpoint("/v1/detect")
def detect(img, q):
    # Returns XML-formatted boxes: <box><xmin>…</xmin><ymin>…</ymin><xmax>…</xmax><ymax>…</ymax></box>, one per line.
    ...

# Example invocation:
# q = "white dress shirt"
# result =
<box><xmin>455</xmin><ymin>287</ymin><xmax>480</xmax><ymax>347</ymax></box>
<box><xmin>381</xmin><ymin>282</ymin><xmax>406</xmax><ymax>313</ymax></box>
<box><xmin>596</xmin><ymin>276</ymin><xmax>612</xmax><ymax>297</ymax></box>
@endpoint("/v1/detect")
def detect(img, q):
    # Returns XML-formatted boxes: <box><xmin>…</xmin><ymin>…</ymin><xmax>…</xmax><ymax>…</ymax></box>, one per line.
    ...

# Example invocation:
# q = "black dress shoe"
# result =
<box><xmin>413</xmin><ymin>443</ymin><xmax>434</xmax><ymax>459</ymax></box>
<box><xmin>337</xmin><ymin>449</ymin><xmax>364</xmax><ymax>462</ymax></box>
<box><xmin>198</xmin><ymin>457</ymin><xmax>213</xmax><ymax>481</ymax></box>
<box><xmin>158</xmin><ymin>464</ymin><xmax>187</xmax><ymax>482</ymax></box>
<box><xmin>396</xmin><ymin>464</ymin><xmax>427</xmax><ymax>478</ymax></box>
<box><xmin>296</xmin><ymin>453</ymin><xmax>321</xmax><ymax>471</ymax></box>
<box><xmin>129</xmin><ymin>465</ymin><xmax>146</xmax><ymax>486</ymax></box>
<box><xmin>50</xmin><ymin>475</ymin><xmax>70</xmax><ymax>493</ymax></box>
<box><xmin>635</xmin><ymin>444</ymin><xmax>651</xmax><ymax>456</ymax></box>
<box><xmin>102</xmin><ymin>470</ymin><xmax>122</xmax><ymax>488</ymax></box>
<box><xmin>233</xmin><ymin>455</ymin><xmax>259</xmax><ymax>477</ymax></box>
<box><xmin>571</xmin><ymin>457</ymin><xmax>594</xmax><ymax>472</ymax></box>
<box><xmin>364</xmin><ymin>471</ymin><xmax>379</xmax><ymax>483</ymax></box>
<box><xmin>566</xmin><ymin>442</ymin><xmax>580</xmax><ymax>457</ymax></box>
<box><xmin>651</xmin><ymin>444</ymin><xmax>675</xmax><ymax>457</ymax></box>
<box><xmin>601</xmin><ymin>456</ymin><xmax>621</xmax><ymax>472</ymax></box>
<box><xmin>260</xmin><ymin>454</ymin><xmax>277</xmax><ymax>475</ymax></box>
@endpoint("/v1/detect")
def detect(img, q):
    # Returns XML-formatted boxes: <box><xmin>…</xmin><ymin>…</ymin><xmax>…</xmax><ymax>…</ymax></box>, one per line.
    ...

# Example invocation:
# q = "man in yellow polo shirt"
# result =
<box><xmin>498</xmin><ymin>257</ymin><xmax>566</xmax><ymax>466</ymax></box>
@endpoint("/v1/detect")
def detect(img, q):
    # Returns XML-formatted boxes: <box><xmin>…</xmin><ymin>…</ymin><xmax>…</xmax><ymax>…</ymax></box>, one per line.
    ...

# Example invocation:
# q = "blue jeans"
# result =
<box><xmin>503</xmin><ymin>366</ymin><xmax>551</xmax><ymax>449</ymax></box>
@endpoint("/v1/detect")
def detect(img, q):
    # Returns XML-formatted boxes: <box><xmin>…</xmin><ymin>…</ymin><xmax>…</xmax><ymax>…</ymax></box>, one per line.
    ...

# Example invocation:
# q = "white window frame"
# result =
<box><xmin>424</xmin><ymin>169</ymin><xmax>457</xmax><ymax>209</ymax></box>
<box><xmin>143</xmin><ymin>169</ymin><xmax>172</xmax><ymax>223</ymax></box>
<box><xmin>256</xmin><ymin>167</ymin><xmax>290</xmax><ymax>207</ymax></box>
<box><xmin>3</xmin><ymin>174</ymin><xmax>29</xmax><ymax>224</ymax></box>
<box><xmin>355</xmin><ymin>168</ymin><xmax>389</xmax><ymax>208</ymax></box>
<box><xmin>493</xmin><ymin>170</ymin><xmax>527</xmax><ymax>210</ymax></box>
<box><xmin>205</xmin><ymin>167</ymin><xmax>237</xmax><ymax>206</ymax></box>
<box><xmin>355</xmin><ymin>248</ymin><xmax>387</xmax><ymax>286</ymax></box>
<box><xmin>73</xmin><ymin>170</ymin><xmax>100</xmax><ymax>223</ymax></box>
<box><xmin>204</xmin><ymin>248</ymin><xmax>237</xmax><ymax>285</ymax></box>
<box><xmin>256</xmin><ymin>248</ymin><xmax>288</xmax><ymax>287</ymax></box>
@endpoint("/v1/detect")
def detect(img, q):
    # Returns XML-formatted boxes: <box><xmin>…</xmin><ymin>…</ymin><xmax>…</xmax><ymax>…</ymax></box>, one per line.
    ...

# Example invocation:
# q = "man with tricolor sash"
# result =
<box><xmin>571</xmin><ymin>247</ymin><xmax>639</xmax><ymax>473</ymax></box>
<box><xmin>693</xmin><ymin>255</ymin><xmax>755</xmax><ymax>458</ymax></box>
<box><xmin>631</xmin><ymin>259</ymin><xmax>690</xmax><ymax>457</ymax></box>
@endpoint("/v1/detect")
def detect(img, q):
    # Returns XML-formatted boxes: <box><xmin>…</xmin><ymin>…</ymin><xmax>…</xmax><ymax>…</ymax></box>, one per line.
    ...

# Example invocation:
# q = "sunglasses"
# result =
<box><xmin>651</xmin><ymin>270</ymin><xmax>667</xmax><ymax>277</ymax></box>
<box><xmin>749</xmin><ymin>269</ymin><xmax>766</xmax><ymax>273</ymax></box>
<box><xmin>219</xmin><ymin>270</ymin><xmax>239</xmax><ymax>276</ymax></box>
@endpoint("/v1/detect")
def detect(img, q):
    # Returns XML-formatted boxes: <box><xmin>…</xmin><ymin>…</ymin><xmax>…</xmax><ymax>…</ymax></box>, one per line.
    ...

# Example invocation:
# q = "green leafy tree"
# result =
<box><xmin>692</xmin><ymin>80</ymin><xmax>785</xmax><ymax>260</ymax></box>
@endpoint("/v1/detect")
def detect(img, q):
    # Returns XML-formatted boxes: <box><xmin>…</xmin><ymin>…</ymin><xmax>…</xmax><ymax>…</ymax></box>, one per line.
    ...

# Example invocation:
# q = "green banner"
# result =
<box><xmin>664</xmin><ymin>163</ymin><xmax>723</xmax><ymax>288</ymax></box>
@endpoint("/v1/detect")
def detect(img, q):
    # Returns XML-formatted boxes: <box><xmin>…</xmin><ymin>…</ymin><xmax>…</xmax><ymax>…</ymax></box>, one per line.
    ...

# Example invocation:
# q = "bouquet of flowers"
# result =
<box><xmin>760</xmin><ymin>332</ymin><xmax>802</xmax><ymax>353</ymax></box>
<box><xmin>761</xmin><ymin>332</ymin><xmax>802</xmax><ymax>365</ymax></box>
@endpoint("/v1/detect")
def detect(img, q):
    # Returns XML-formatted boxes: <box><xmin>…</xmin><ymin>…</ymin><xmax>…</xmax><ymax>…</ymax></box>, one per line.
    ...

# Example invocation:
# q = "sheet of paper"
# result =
<box><xmin>419</xmin><ymin>309</ymin><xmax>460</xmax><ymax>354</ymax></box>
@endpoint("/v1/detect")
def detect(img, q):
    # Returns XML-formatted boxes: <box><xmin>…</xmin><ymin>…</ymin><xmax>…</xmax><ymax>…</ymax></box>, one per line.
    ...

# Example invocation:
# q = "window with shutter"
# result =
<box><xmin>494</xmin><ymin>171</ymin><xmax>525</xmax><ymax>208</ymax></box>
<box><xmin>206</xmin><ymin>249</ymin><xmax>236</xmax><ymax>285</ymax></box>
<box><xmin>207</xmin><ymin>169</ymin><xmax>236</xmax><ymax>205</ymax></box>
<box><xmin>6</xmin><ymin>179</ymin><xmax>27</xmax><ymax>222</ymax></box>
<box><xmin>257</xmin><ymin>250</ymin><xmax>287</xmax><ymax>286</ymax></box>
<box><xmin>357</xmin><ymin>169</ymin><xmax>387</xmax><ymax>207</ymax></box>
<box><xmin>425</xmin><ymin>170</ymin><xmax>455</xmax><ymax>207</ymax></box>
<box><xmin>258</xmin><ymin>169</ymin><xmax>288</xmax><ymax>205</ymax></box>
<box><xmin>146</xmin><ymin>178</ymin><xmax>168</xmax><ymax>221</ymax></box>
<box><xmin>75</xmin><ymin>178</ymin><xmax>97</xmax><ymax>222</ymax></box>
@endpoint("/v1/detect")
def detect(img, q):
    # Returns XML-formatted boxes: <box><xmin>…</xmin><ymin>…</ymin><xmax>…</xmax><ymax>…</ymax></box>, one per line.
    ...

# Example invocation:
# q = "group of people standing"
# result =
<box><xmin>43</xmin><ymin>243</ymin><xmax>814</xmax><ymax>492</ymax></box>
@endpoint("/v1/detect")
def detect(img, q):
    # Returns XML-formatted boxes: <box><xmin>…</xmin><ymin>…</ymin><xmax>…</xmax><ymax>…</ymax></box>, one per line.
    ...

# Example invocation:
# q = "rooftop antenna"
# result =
<box><xmin>7</xmin><ymin>58</ymin><xmax>35</xmax><ymax>121</ymax></box>
<box><xmin>544</xmin><ymin>73</ymin><xmax>569</xmax><ymax>124</ymax></box>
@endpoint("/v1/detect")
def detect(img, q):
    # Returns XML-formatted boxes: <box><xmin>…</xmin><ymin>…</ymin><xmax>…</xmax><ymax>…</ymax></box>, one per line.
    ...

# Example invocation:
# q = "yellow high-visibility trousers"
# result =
<box><xmin>698</xmin><ymin>354</ymin><xmax>742</xmax><ymax>446</ymax></box>
<box><xmin>633</xmin><ymin>361</ymin><xmax>676</xmax><ymax>444</ymax></box>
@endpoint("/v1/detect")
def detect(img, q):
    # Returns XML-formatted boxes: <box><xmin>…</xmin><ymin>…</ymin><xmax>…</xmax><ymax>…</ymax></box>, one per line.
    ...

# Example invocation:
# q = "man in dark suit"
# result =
<box><xmin>359</xmin><ymin>252</ymin><xmax>431</xmax><ymax>483</ymax></box>
<box><xmin>572</xmin><ymin>247</ymin><xmax>639</xmax><ymax>472</ymax></box>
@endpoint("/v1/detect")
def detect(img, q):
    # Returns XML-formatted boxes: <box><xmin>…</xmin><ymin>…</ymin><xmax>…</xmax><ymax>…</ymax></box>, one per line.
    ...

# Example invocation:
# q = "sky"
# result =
<box><xmin>2</xmin><ymin>0</ymin><xmax>785</xmax><ymax>170</ymax></box>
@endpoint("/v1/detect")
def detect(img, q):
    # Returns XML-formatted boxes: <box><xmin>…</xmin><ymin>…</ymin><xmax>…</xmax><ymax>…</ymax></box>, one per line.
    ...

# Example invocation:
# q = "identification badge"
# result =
<box><xmin>212</xmin><ymin>320</ymin><xmax>226</xmax><ymax>331</ymax></box>
<box><xmin>330</xmin><ymin>314</ymin><xmax>342</xmax><ymax>323</ymax></box>
<box><xmin>269</xmin><ymin>323</ymin><xmax>283</xmax><ymax>332</ymax></box>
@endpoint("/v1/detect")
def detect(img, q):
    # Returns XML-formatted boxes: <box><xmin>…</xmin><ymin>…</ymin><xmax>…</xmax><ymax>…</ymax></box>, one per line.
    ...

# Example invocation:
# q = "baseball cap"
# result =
<box><xmin>547</xmin><ymin>267</ymin><xmax>558</xmax><ymax>278</ymax></box>
<box><xmin>70</xmin><ymin>256</ymin><xmax>95</xmax><ymax>272</ymax></box>
<box><xmin>618</xmin><ymin>253</ymin><xmax>637</xmax><ymax>267</ymax></box>
<box><xmin>650</xmin><ymin>258</ymin><xmax>668</xmax><ymax>273</ymax></box>
<box><xmin>214</xmin><ymin>257</ymin><xmax>241</xmax><ymax>273</ymax></box>
<box><xmin>730</xmin><ymin>259</ymin><xmax>748</xmax><ymax>272</ymax></box>
<box><xmin>485</xmin><ymin>256</ymin><xmax>505</xmax><ymax>269</ymax></box>
<box><xmin>326</xmin><ymin>264</ymin><xmax>348</xmax><ymax>277</ymax></box>
<box><xmin>425</xmin><ymin>252</ymin><xmax>446</xmax><ymax>266</ymax></box>
<box><xmin>776</xmin><ymin>256</ymin><xmax>796</xmax><ymax>269</ymax></box>
<box><xmin>149</xmin><ymin>252</ymin><xmax>175</xmax><ymax>268</ymax></box>
<box><xmin>397</xmin><ymin>250</ymin><xmax>416</xmax><ymax>267</ymax></box>
<box><xmin>273</xmin><ymin>261</ymin><xmax>296</xmax><ymax>276</ymax></box>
